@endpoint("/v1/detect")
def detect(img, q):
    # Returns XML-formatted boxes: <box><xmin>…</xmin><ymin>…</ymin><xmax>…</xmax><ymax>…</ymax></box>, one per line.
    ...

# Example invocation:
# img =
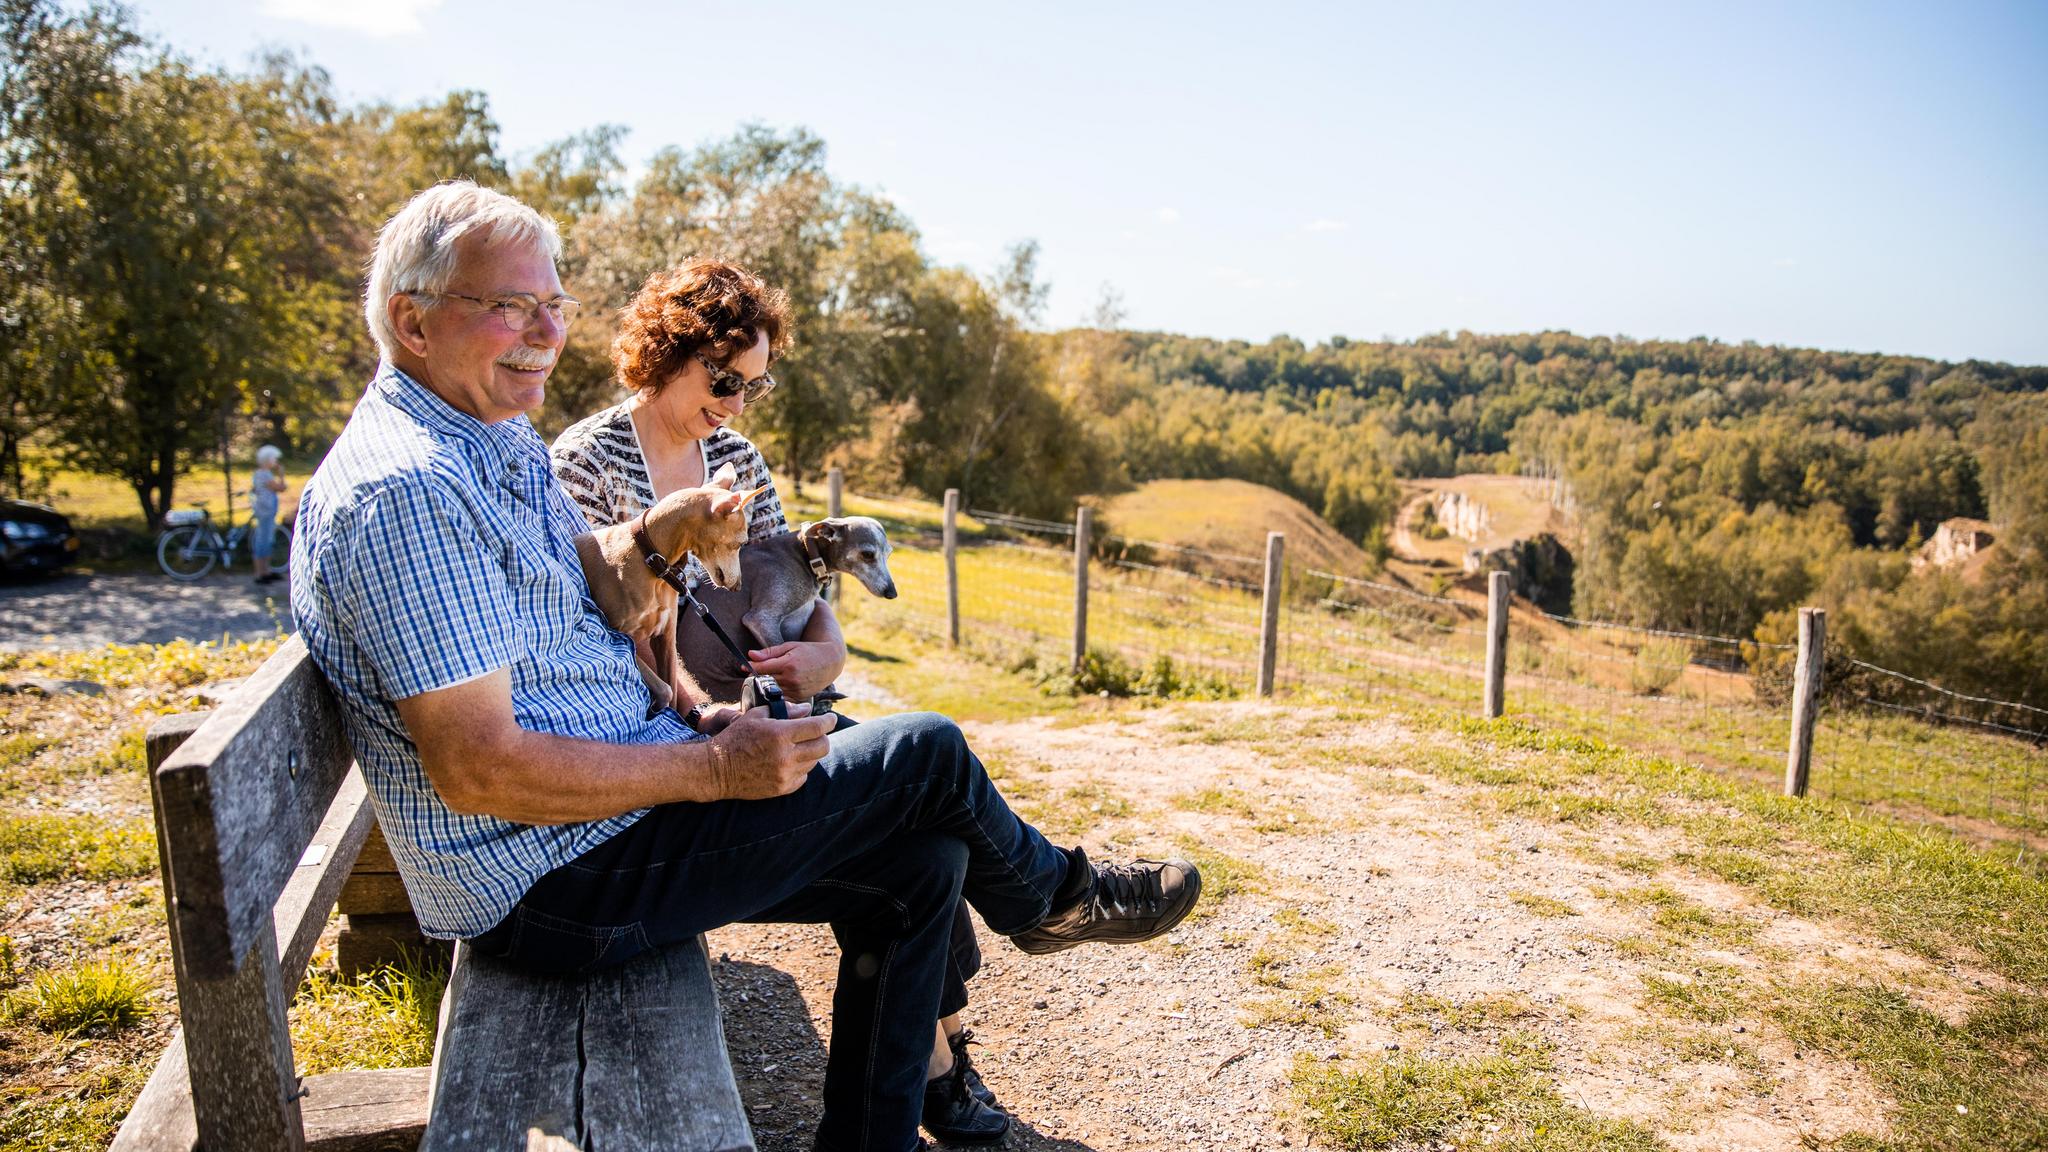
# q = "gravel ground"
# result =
<box><xmin>0</xmin><ymin>570</ymin><xmax>293</xmax><ymax>651</ymax></box>
<box><xmin>703</xmin><ymin>705</ymin><xmax>1910</xmax><ymax>1152</ymax></box>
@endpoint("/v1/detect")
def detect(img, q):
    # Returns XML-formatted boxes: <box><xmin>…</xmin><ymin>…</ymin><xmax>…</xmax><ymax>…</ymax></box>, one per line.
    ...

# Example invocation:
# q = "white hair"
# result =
<box><xmin>255</xmin><ymin>444</ymin><xmax>282</xmax><ymax>466</ymax></box>
<box><xmin>363</xmin><ymin>181</ymin><xmax>563</xmax><ymax>359</ymax></box>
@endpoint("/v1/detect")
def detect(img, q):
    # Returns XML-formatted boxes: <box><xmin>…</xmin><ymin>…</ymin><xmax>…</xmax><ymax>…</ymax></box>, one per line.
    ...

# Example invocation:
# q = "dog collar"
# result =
<box><xmin>632</xmin><ymin>506</ymin><xmax>690</xmax><ymax>592</ymax></box>
<box><xmin>798</xmin><ymin>524</ymin><xmax>831</xmax><ymax>593</ymax></box>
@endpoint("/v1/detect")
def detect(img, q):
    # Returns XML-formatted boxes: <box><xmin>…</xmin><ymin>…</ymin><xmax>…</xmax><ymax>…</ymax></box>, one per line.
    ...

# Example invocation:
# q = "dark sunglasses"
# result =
<box><xmin>696</xmin><ymin>353</ymin><xmax>778</xmax><ymax>403</ymax></box>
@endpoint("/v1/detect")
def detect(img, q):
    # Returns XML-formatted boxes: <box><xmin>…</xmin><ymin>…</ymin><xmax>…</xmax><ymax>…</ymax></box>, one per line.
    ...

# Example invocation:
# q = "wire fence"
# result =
<box><xmin>826</xmin><ymin>486</ymin><xmax>2047</xmax><ymax>857</ymax></box>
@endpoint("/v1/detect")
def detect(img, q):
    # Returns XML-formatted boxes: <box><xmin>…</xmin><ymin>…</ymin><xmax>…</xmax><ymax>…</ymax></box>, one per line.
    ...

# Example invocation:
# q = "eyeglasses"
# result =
<box><xmin>412</xmin><ymin>291</ymin><xmax>582</xmax><ymax>331</ymax></box>
<box><xmin>695</xmin><ymin>353</ymin><xmax>778</xmax><ymax>404</ymax></box>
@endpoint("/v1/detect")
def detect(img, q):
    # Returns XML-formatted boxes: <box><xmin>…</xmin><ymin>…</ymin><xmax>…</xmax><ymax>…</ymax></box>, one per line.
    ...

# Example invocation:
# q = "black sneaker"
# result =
<box><xmin>922</xmin><ymin>1051</ymin><xmax>1010</xmax><ymax>1144</ymax></box>
<box><xmin>1008</xmin><ymin>847</ymin><xmax>1201</xmax><ymax>955</ymax></box>
<box><xmin>948</xmin><ymin>1028</ymin><xmax>998</xmax><ymax>1108</ymax></box>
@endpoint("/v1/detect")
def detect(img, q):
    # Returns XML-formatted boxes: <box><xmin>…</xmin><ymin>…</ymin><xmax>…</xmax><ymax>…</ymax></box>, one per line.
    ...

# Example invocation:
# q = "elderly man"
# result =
<box><xmin>289</xmin><ymin>181</ymin><xmax>1198</xmax><ymax>1152</ymax></box>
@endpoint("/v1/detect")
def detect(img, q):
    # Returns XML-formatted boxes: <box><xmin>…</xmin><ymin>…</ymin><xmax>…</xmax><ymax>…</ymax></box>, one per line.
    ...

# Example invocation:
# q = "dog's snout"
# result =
<box><xmin>882</xmin><ymin>581</ymin><xmax>898</xmax><ymax>599</ymax></box>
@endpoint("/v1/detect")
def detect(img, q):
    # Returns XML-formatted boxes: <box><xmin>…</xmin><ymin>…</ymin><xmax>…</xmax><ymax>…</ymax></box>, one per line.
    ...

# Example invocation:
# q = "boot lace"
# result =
<box><xmin>1089</xmin><ymin>860</ymin><xmax>1167</xmax><ymax>917</ymax></box>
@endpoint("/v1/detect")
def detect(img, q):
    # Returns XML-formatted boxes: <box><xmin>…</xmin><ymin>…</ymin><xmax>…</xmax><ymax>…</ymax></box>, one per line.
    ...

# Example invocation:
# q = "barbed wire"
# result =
<box><xmin>1099</xmin><ymin>535</ymin><xmax>1264</xmax><ymax>567</ymax></box>
<box><xmin>1842</xmin><ymin>656</ymin><xmax>2048</xmax><ymax>721</ymax></box>
<box><xmin>1532</xmin><ymin>610</ymin><xmax>1787</xmax><ymax>650</ymax></box>
<box><xmin>968</xmin><ymin>508</ymin><xmax>1075</xmax><ymax>536</ymax></box>
<box><xmin>1847</xmin><ymin>695</ymin><xmax>2048</xmax><ymax>743</ymax></box>
<box><xmin>1307</xmin><ymin>568</ymin><xmax>1469</xmax><ymax>609</ymax></box>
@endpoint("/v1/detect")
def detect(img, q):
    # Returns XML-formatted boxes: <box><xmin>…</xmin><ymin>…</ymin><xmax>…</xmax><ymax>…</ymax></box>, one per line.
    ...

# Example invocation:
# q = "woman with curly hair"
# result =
<box><xmin>551</xmin><ymin>258</ymin><xmax>1010</xmax><ymax>1144</ymax></box>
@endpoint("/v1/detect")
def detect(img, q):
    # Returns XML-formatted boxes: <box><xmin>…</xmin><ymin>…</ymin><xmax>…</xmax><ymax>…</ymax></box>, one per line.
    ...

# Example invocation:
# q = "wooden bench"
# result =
<box><xmin>112</xmin><ymin>635</ymin><xmax>757</xmax><ymax>1151</ymax></box>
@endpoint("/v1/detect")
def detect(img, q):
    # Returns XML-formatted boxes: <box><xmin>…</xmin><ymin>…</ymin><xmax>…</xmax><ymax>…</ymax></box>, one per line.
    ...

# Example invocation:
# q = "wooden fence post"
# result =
<box><xmin>1484</xmin><ymin>571</ymin><xmax>1511</xmax><ymax>719</ymax></box>
<box><xmin>944</xmin><ymin>489</ymin><xmax>960</xmax><ymax>647</ymax></box>
<box><xmin>824</xmin><ymin>467</ymin><xmax>843</xmax><ymax>606</ymax></box>
<box><xmin>1072</xmin><ymin>506</ymin><xmax>1093</xmax><ymax>674</ymax></box>
<box><xmin>1255</xmin><ymin>532</ymin><xmax>1285</xmax><ymax>696</ymax></box>
<box><xmin>1785</xmin><ymin>607</ymin><xmax>1826</xmax><ymax>797</ymax></box>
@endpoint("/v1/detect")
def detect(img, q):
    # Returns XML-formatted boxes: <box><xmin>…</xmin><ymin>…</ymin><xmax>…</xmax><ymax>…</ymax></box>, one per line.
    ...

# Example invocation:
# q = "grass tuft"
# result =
<box><xmin>8</xmin><ymin>956</ymin><xmax>151</xmax><ymax>1036</ymax></box>
<box><xmin>1290</xmin><ymin>1043</ymin><xmax>1668</xmax><ymax>1151</ymax></box>
<box><xmin>290</xmin><ymin>950</ymin><xmax>450</xmax><ymax>1073</ymax></box>
<box><xmin>1509</xmin><ymin>890</ymin><xmax>1579</xmax><ymax>918</ymax></box>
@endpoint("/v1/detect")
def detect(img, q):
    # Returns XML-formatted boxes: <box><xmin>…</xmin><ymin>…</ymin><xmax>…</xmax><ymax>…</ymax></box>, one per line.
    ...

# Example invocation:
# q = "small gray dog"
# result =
<box><xmin>740</xmin><ymin>516</ymin><xmax>898</xmax><ymax>654</ymax></box>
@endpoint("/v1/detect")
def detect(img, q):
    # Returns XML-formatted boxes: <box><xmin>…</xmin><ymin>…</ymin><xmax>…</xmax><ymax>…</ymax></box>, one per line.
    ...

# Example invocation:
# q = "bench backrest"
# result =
<box><xmin>131</xmin><ymin>636</ymin><xmax>371</xmax><ymax>1152</ymax></box>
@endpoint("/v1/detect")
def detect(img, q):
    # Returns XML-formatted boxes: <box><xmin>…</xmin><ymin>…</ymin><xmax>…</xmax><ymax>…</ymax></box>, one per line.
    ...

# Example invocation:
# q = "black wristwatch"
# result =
<box><xmin>682</xmin><ymin>701</ymin><xmax>710</xmax><ymax>732</ymax></box>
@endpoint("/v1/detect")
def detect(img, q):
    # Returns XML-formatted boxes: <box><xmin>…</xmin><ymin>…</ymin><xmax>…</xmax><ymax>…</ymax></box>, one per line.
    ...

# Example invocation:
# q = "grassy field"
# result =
<box><xmin>1096</xmin><ymin>477</ymin><xmax>1377</xmax><ymax>579</ymax></box>
<box><xmin>845</xmin><ymin>530</ymin><xmax>2046</xmax><ymax>858</ymax></box>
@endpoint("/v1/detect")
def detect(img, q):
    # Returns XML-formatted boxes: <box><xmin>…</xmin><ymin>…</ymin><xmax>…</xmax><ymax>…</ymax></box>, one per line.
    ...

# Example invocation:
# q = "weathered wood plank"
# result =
<box><xmin>581</xmin><ymin>935</ymin><xmax>755</xmax><ymax>1152</ymax></box>
<box><xmin>156</xmin><ymin>635</ymin><xmax>354</xmax><ymax>980</ymax></box>
<box><xmin>423</xmin><ymin>938</ymin><xmax>755</xmax><ymax>1152</ymax></box>
<box><xmin>302</xmin><ymin>1067</ymin><xmax>432</xmax><ymax>1152</ymax></box>
<box><xmin>354</xmin><ymin>823</ymin><xmax>400</xmax><ymax>873</ymax></box>
<box><xmin>278</xmin><ymin>770</ymin><xmax>374</xmax><ymax>979</ymax></box>
<box><xmin>337</xmin><ymin>913</ymin><xmax>436</xmax><ymax>979</ymax></box>
<box><xmin>111</xmin><ymin>1043</ymin><xmax>428</xmax><ymax>1152</ymax></box>
<box><xmin>151</xmin><ymin>730</ymin><xmax>307</xmax><ymax>1151</ymax></box>
<box><xmin>421</xmin><ymin>945</ymin><xmax>584</xmax><ymax>1151</ymax></box>
<box><xmin>338</xmin><ymin>871</ymin><xmax>415</xmax><ymax>916</ymax></box>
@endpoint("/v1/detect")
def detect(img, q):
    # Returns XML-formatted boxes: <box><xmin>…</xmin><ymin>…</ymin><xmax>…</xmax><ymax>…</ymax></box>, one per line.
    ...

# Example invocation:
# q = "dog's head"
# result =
<box><xmin>805</xmin><ymin>516</ymin><xmax>897</xmax><ymax>599</ymax></box>
<box><xmin>675</xmin><ymin>463</ymin><xmax>768</xmax><ymax>591</ymax></box>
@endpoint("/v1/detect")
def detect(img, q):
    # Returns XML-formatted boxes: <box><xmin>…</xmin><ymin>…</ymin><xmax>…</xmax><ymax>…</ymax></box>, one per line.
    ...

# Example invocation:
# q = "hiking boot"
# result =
<box><xmin>922</xmin><ymin>1050</ymin><xmax>1010</xmax><ymax>1144</ymax></box>
<box><xmin>1008</xmin><ymin>847</ymin><xmax>1201</xmax><ymax>955</ymax></box>
<box><xmin>948</xmin><ymin>1027</ymin><xmax>999</xmax><ymax>1107</ymax></box>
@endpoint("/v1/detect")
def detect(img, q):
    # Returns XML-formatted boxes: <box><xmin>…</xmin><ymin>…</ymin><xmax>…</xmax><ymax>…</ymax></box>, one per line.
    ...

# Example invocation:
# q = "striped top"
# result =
<box><xmin>290</xmin><ymin>365</ymin><xmax>691</xmax><ymax>939</ymax></box>
<box><xmin>549</xmin><ymin>402</ymin><xmax>789</xmax><ymax>584</ymax></box>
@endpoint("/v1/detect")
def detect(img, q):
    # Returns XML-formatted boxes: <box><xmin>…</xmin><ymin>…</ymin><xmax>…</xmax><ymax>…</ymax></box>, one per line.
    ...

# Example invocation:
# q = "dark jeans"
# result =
<box><xmin>828</xmin><ymin>711</ymin><xmax>981</xmax><ymax>1018</ymax></box>
<box><xmin>470</xmin><ymin>711</ymin><xmax>1069</xmax><ymax>1152</ymax></box>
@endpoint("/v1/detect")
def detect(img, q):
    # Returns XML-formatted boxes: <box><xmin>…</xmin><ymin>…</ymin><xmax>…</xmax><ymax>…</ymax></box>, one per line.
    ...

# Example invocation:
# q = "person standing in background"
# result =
<box><xmin>250</xmin><ymin>444</ymin><xmax>286</xmax><ymax>585</ymax></box>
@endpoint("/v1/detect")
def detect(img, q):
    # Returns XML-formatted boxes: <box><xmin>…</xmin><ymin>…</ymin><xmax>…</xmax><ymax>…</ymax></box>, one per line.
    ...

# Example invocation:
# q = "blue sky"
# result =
<box><xmin>123</xmin><ymin>0</ymin><xmax>2048</xmax><ymax>364</ymax></box>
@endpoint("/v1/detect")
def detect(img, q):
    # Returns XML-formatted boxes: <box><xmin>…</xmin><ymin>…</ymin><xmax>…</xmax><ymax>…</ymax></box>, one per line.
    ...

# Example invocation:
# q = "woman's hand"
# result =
<box><xmin>746</xmin><ymin>638</ymin><xmax>846</xmax><ymax>702</ymax></box>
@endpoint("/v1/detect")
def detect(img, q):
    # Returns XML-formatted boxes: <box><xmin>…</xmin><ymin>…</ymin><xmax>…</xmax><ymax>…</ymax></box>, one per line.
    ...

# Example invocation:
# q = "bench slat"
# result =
<box><xmin>277</xmin><ymin>770</ymin><xmax>374</xmax><ymax>979</ymax></box>
<box><xmin>423</xmin><ymin>937</ymin><xmax>755</xmax><ymax>1152</ymax></box>
<box><xmin>110</xmin><ymin>1033</ymin><xmax>429</xmax><ymax>1152</ymax></box>
<box><xmin>157</xmin><ymin>635</ymin><xmax>355</xmax><ymax>981</ymax></box>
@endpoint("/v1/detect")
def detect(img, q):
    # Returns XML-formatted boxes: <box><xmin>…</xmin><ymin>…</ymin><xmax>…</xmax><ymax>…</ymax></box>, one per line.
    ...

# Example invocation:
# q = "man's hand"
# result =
<box><xmin>747</xmin><ymin>638</ymin><xmax>845</xmax><ymax>701</ymax></box>
<box><xmin>705</xmin><ymin>705</ymin><xmax>837</xmax><ymax>799</ymax></box>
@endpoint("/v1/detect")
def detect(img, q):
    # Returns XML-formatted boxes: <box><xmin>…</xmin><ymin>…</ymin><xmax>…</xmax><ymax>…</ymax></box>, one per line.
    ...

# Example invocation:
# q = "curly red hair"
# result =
<box><xmin>613</xmin><ymin>258</ymin><xmax>794</xmax><ymax>395</ymax></box>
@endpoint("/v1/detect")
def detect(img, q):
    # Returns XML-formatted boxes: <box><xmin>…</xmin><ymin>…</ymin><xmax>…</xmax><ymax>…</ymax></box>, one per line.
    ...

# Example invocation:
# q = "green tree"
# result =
<box><xmin>24</xmin><ymin>17</ymin><xmax>353</xmax><ymax>526</ymax></box>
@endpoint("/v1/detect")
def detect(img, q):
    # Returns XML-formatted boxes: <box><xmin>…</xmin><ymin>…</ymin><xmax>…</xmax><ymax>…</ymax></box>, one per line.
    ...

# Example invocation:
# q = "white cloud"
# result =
<box><xmin>1156</xmin><ymin>207</ymin><xmax>1181</xmax><ymax>225</ymax></box>
<box><xmin>1305</xmin><ymin>218</ymin><xmax>1347</xmax><ymax>232</ymax></box>
<box><xmin>259</xmin><ymin>0</ymin><xmax>444</xmax><ymax>37</ymax></box>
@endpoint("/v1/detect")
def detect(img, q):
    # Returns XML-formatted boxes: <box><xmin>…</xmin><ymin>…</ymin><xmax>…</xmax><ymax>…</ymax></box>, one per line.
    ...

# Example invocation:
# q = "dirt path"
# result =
<box><xmin>1390</xmin><ymin>492</ymin><xmax>1431</xmax><ymax>562</ymax></box>
<box><xmin>709</xmin><ymin>703</ymin><xmax>1913</xmax><ymax>1151</ymax></box>
<box><xmin>0</xmin><ymin>571</ymin><xmax>292</xmax><ymax>651</ymax></box>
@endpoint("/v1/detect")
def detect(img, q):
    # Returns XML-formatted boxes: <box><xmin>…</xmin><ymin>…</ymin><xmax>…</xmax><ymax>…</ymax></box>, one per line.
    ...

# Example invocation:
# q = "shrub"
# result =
<box><xmin>1628</xmin><ymin>638</ymin><xmax>1692</xmax><ymax>696</ymax></box>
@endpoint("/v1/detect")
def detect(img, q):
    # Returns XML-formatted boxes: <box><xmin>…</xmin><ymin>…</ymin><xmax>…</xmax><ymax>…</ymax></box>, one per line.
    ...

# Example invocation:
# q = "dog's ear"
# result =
<box><xmin>708</xmin><ymin>463</ymin><xmax>739</xmax><ymax>491</ymax></box>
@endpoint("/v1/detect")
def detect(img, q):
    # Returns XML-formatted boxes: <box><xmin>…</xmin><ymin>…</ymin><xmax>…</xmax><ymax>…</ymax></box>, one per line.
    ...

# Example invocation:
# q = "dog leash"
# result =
<box><xmin>632</xmin><ymin>508</ymin><xmax>755</xmax><ymax>675</ymax></box>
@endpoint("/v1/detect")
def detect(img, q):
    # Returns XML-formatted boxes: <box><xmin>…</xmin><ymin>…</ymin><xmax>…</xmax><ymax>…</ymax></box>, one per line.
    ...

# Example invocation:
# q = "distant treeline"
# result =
<box><xmin>1069</xmin><ymin>328</ymin><xmax>2048</xmax><ymax>709</ymax></box>
<box><xmin>6</xmin><ymin>0</ymin><xmax>2043</xmax><ymax>705</ymax></box>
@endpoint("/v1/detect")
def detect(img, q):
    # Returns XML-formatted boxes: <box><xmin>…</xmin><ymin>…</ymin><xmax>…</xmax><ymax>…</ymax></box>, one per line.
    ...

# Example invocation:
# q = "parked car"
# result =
<box><xmin>0</xmin><ymin>498</ymin><xmax>79</xmax><ymax>576</ymax></box>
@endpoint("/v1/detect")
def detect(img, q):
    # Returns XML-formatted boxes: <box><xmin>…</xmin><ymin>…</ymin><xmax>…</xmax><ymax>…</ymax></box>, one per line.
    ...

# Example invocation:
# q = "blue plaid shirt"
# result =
<box><xmin>290</xmin><ymin>365</ymin><xmax>695</xmax><ymax>938</ymax></box>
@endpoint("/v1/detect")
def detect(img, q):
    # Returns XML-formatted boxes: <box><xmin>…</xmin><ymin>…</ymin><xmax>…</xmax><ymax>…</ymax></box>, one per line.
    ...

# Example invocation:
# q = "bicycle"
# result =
<box><xmin>155</xmin><ymin>507</ymin><xmax>292</xmax><ymax>582</ymax></box>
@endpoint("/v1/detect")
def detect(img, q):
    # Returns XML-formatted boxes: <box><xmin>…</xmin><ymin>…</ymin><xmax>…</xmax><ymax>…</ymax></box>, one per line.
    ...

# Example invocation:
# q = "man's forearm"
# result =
<box><xmin>437</xmin><ymin>725</ymin><xmax>725</xmax><ymax>825</ymax></box>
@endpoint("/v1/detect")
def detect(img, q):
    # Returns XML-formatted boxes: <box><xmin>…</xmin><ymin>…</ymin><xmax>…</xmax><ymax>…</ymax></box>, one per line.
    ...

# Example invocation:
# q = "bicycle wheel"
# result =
<box><xmin>157</xmin><ymin>525</ymin><xmax>217</xmax><ymax>581</ymax></box>
<box><xmin>266</xmin><ymin>521</ymin><xmax>293</xmax><ymax>571</ymax></box>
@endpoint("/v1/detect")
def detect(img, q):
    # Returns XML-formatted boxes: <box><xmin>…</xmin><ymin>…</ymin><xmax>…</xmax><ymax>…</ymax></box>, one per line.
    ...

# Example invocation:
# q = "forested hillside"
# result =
<box><xmin>1054</xmin><ymin>328</ymin><xmax>2048</xmax><ymax>708</ymax></box>
<box><xmin>5</xmin><ymin>0</ymin><xmax>2043</xmax><ymax>705</ymax></box>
